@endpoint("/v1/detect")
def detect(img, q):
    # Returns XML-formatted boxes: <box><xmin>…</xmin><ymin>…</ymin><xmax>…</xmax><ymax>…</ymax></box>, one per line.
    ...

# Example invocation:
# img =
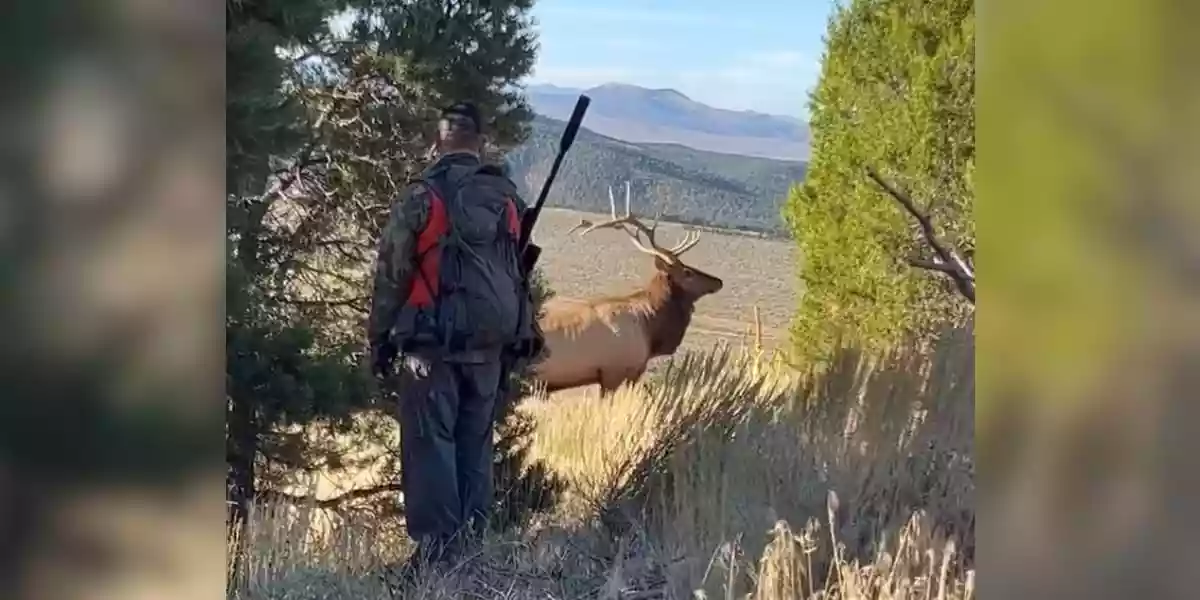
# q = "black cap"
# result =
<box><xmin>440</xmin><ymin>102</ymin><xmax>482</xmax><ymax>134</ymax></box>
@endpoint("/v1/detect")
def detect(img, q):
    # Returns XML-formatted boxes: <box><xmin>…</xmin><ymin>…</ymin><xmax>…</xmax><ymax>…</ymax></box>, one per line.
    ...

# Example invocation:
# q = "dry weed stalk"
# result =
<box><xmin>230</xmin><ymin>327</ymin><xmax>974</xmax><ymax>600</ymax></box>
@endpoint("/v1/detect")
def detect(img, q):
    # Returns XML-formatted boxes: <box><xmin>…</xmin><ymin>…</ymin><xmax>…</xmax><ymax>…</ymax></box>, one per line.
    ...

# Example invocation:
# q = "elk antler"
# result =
<box><xmin>572</xmin><ymin>181</ymin><xmax>701</xmax><ymax>263</ymax></box>
<box><xmin>866</xmin><ymin>167</ymin><xmax>975</xmax><ymax>304</ymax></box>
<box><xmin>565</xmin><ymin>218</ymin><xmax>592</xmax><ymax>235</ymax></box>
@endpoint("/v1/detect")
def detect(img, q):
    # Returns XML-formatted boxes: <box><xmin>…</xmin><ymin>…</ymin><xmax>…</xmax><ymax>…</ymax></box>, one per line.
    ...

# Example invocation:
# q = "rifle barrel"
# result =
<box><xmin>519</xmin><ymin>95</ymin><xmax>591</xmax><ymax>250</ymax></box>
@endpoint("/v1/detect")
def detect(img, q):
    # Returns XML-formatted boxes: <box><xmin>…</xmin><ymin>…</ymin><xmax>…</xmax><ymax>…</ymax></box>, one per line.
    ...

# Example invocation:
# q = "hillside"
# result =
<box><xmin>528</xmin><ymin>82</ymin><xmax>810</xmax><ymax>161</ymax></box>
<box><xmin>506</xmin><ymin>115</ymin><xmax>806</xmax><ymax>234</ymax></box>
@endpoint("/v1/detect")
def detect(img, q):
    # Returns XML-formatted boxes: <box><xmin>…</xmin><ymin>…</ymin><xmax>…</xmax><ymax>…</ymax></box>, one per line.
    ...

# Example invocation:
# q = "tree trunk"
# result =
<box><xmin>225</xmin><ymin>394</ymin><xmax>258</xmax><ymax>587</ymax></box>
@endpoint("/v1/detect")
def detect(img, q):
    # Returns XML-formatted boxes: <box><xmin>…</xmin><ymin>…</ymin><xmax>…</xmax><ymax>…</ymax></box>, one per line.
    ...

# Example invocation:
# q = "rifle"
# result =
<box><xmin>518</xmin><ymin>95</ymin><xmax>591</xmax><ymax>274</ymax></box>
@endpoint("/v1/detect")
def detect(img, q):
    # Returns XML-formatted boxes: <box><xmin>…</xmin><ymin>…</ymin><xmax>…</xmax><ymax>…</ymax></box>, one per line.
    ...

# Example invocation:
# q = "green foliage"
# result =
<box><xmin>226</xmin><ymin>293</ymin><xmax>369</xmax><ymax>430</ymax></box>
<box><xmin>783</xmin><ymin>0</ymin><xmax>974</xmax><ymax>362</ymax></box>
<box><xmin>369</xmin><ymin>0</ymin><xmax>537</xmax><ymax>146</ymax></box>
<box><xmin>226</xmin><ymin>0</ymin><xmax>543</xmax><ymax>528</ymax></box>
<box><xmin>508</xmin><ymin>116</ymin><xmax>806</xmax><ymax>235</ymax></box>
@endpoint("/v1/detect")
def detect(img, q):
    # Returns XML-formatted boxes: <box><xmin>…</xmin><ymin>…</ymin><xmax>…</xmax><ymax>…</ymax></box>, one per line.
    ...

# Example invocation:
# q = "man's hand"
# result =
<box><xmin>372</xmin><ymin>340</ymin><xmax>399</xmax><ymax>380</ymax></box>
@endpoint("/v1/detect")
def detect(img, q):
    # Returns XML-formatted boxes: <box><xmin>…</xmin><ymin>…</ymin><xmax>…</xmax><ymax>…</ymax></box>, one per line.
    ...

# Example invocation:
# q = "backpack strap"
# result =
<box><xmin>405</xmin><ymin>179</ymin><xmax>449</xmax><ymax>309</ymax></box>
<box><xmin>472</xmin><ymin>164</ymin><xmax>522</xmax><ymax>240</ymax></box>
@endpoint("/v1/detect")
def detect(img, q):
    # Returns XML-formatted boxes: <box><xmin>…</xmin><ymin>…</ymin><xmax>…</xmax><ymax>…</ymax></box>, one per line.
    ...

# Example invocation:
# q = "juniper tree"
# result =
<box><xmin>783</xmin><ymin>0</ymin><xmax>974</xmax><ymax>362</ymax></box>
<box><xmin>225</xmin><ymin>0</ymin><xmax>547</xmax><ymax>560</ymax></box>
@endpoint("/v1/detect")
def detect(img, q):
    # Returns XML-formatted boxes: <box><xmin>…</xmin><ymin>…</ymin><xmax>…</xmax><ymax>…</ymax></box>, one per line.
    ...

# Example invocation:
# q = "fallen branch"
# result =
<box><xmin>260</xmin><ymin>482</ymin><xmax>403</xmax><ymax>511</ymax></box>
<box><xmin>866</xmin><ymin>167</ymin><xmax>975</xmax><ymax>304</ymax></box>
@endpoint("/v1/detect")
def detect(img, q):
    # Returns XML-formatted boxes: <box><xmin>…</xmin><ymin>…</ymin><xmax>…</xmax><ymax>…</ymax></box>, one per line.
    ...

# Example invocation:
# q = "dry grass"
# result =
<box><xmin>229</xmin><ymin>325</ymin><xmax>974</xmax><ymax>599</ymax></box>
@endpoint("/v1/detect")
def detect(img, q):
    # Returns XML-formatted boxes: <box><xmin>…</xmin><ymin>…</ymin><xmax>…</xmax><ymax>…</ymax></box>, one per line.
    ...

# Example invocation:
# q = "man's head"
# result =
<box><xmin>436</xmin><ymin>102</ymin><xmax>484</xmax><ymax>156</ymax></box>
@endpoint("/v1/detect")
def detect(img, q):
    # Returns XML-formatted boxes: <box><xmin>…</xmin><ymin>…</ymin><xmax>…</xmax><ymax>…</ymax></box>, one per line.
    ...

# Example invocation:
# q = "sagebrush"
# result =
<box><xmin>230</xmin><ymin>327</ymin><xmax>974</xmax><ymax>599</ymax></box>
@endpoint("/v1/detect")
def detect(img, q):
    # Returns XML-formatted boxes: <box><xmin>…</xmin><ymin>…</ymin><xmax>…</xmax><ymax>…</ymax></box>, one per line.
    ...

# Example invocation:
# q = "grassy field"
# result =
<box><xmin>531</xmin><ymin>208</ymin><xmax>800</xmax><ymax>354</ymax></box>
<box><xmin>227</xmin><ymin>209</ymin><xmax>975</xmax><ymax>599</ymax></box>
<box><xmin>229</xmin><ymin>325</ymin><xmax>975</xmax><ymax>599</ymax></box>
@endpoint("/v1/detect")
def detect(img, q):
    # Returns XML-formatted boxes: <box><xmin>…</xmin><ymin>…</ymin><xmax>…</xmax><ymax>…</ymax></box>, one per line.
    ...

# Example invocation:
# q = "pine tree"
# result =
<box><xmin>226</xmin><ymin>0</ymin><xmax>357</xmax><ymax>560</ymax></box>
<box><xmin>225</xmin><ymin>0</ymin><xmax>546</xmax><ymax>570</ymax></box>
<box><xmin>783</xmin><ymin>0</ymin><xmax>974</xmax><ymax>362</ymax></box>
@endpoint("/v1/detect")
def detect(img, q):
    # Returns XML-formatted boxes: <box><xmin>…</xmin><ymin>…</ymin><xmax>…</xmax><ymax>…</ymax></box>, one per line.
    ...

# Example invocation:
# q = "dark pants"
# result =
<box><xmin>394</xmin><ymin>353</ymin><xmax>503</xmax><ymax>563</ymax></box>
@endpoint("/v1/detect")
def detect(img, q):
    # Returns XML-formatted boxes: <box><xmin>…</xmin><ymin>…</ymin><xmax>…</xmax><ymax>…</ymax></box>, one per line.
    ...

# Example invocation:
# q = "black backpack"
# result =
<box><xmin>392</xmin><ymin>161</ymin><xmax>534</xmax><ymax>354</ymax></box>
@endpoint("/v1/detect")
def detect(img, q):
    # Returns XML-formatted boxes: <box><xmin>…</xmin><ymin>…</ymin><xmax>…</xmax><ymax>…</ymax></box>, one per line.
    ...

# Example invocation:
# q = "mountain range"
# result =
<box><xmin>526</xmin><ymin>83</ymin><xmax>810</xmax><ymax>162</ymax></box>
<box><xmin>505</xmin><ymin>83</ymin><xmax>809</xmax><ymax>234</ymax></box>
<box><xmin>506</xmin><ymin>115</ymin><xmax>805</xmax><ymax>235</ymax></box>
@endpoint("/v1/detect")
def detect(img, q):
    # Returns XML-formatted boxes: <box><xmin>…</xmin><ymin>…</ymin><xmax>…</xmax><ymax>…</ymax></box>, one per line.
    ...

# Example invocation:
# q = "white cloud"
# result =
<box><xmin>746</xmin><ymin>50</ymin><xmax>812</xmax><ymax>69</ymax></box>
<box><xmin>601</xmin><ymin>37</ymin><xmax>651</xmax><ymax>51</ymax></box>
<box><xmin>529</xmin><ymin>51</ymin><xmax>819</xmax><ymax>118</ymax></box>
<box><xmin>670</xmin><ymin>53</ymin><xmax>817</xmax><ymax>117</ymax></box>
<box><xmin>677</xmin><ymin>67</ymin><xmax>761</xmax><ymax>86</ymax></box>
<box><xmin>675</xmin><ymin>50</ymin><xmax>817</xmax><ymax>90</ymax></box>
<box><xmin>536</xmin><ymin>5</ymin><xmax>753</xmax><ymax>27</ymax></box>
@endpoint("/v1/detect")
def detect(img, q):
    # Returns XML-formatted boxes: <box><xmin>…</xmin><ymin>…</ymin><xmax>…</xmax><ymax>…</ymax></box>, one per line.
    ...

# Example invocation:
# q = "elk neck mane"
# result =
<box><xmin>543</xmin><ymin>271</ymin><xmax>696</xmax><ymax>357</ymax></box>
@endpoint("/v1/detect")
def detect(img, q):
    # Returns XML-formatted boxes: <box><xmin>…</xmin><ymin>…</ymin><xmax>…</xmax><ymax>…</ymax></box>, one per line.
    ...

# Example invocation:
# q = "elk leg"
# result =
<box><xmin>594</xmin><ymin>369</ymin><xmax>609</xmax><ymax>397</ymax></box>
<box><xmin>598</xmin><ymin>368</ymin><xmax>644</xmax><ymax>397</ymax></box>
<box><xmin>598</xmin><ymin>384</ymin><xmax>624</xmax><ymax>398</ymax></box>
<box><xmin>597</xmin><ymin>370</ymin><xmax>624</xmax><ymax>397</ymax></box>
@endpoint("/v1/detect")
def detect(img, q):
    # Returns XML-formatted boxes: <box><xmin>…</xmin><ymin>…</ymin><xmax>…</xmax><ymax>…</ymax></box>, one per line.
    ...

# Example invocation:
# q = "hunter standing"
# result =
<box><xmin>367</xmin><ymin>103</ymin><xmax>540</xmax><ymax>571</ymax></box>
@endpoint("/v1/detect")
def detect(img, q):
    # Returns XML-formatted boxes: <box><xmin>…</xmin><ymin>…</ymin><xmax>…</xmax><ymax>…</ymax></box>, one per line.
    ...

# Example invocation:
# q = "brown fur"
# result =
<box><xmin>533</xmin><ymin>258</ymin><xmax>722</xmax><ymax>395</ymax></box>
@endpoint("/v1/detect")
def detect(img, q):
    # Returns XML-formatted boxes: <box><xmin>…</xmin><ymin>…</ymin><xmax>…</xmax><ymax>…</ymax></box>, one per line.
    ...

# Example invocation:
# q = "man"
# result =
<box><xmin>367</xmin><ymin>102</ymin><xmax>539</xmax><ymax>573</ymax></box>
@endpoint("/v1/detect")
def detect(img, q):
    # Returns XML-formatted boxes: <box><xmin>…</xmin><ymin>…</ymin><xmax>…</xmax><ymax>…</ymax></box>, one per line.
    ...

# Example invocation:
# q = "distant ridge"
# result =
<box><xmin>526</xmin><ymin>82</ymin><xmax>810</xmax><ymax>161</ymax></box>
<box><xmin>506</xmin><ymin>114</ymin><xmax>806</xmax><ymax>234</ymax></box>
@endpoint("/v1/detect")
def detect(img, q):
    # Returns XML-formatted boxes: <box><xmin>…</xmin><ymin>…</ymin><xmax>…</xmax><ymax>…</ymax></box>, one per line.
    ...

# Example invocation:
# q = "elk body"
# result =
<box><xmin>531</xmin><ymin>183</ymin><xmax>724</xmax><ymax>395</ymax></box>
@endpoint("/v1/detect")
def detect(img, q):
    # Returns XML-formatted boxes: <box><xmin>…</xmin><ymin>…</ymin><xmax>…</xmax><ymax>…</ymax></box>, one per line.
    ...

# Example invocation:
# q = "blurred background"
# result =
<box><xmin>0</xmin><ymin>0</ymin><xmax>1197</xmax><ymax>598</ymax></box>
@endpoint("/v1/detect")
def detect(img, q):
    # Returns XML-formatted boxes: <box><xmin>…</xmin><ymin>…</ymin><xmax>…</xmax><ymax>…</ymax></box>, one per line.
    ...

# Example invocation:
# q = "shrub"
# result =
<box><xmin>231</xmin><ymin>326</ymin><xmax>974</xmax><ymax>599</ymax></box>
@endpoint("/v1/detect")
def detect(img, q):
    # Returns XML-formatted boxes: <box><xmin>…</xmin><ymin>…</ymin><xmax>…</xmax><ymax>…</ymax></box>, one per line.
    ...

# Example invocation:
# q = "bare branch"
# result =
<box><xmin>907</xmin><ymin>257</ymin><xmax>959</xmax><ymax>274</ymax></box>
<box><xmin>293</xmin><ymin>263</ymin><xmax>365</xmax><ymax>289</ymax></box>
<box><xmin>273</xmin><ymin>295</ymin><xmax>369</xmax><ymax>309</ymax></box>
<box><xmin>259</xmin><ymin>483</ymin><xmax>403</xmax><ymax>511</ymax></box>
<box><xmin>866</xmin><ymin>167</ymin><xmax>975</xmax><ymax>304</ymax></box>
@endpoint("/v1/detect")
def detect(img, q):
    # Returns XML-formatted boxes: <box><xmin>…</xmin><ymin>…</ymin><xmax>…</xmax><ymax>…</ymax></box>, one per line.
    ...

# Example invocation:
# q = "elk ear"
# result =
<box><xmin>654</xmin><ymin>256</ymin><xmax>671</xmax><ymax>271</ymax></box>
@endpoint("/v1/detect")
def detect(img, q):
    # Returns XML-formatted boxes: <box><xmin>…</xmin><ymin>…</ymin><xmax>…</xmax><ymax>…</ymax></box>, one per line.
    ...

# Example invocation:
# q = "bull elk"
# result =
<box><xmin>531</xmin><ymin>182</ymin><xmax>724</xmax><ymax>395</ymax></box>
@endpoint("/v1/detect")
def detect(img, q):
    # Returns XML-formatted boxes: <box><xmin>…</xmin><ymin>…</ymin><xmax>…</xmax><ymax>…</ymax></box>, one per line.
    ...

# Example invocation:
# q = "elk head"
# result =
<box><xmin>570</xmin><ymin>181</ymin><xmax>724</xmax><ymax>300</ymax></box>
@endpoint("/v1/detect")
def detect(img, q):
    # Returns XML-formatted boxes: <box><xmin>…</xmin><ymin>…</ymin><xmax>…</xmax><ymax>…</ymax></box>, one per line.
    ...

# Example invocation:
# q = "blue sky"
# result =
<box><xmin>528</xmin><ymin>0</ymin><xmax>836</xmax><ymax>118</ymax></box>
